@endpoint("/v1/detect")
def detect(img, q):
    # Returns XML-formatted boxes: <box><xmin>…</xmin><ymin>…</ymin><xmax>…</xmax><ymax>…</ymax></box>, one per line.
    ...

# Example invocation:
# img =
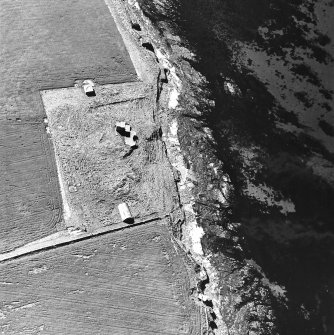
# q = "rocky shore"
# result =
<box><xmin>127</xmin><ymin>0</ymin><xmax>334</xmax><ymax>334</ymax></box>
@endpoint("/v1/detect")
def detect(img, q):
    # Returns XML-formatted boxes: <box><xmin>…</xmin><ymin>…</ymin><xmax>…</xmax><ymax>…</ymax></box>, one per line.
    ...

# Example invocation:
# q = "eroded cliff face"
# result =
<box><xmin>126</xmin><ymin>0</ymin><xmax>333</xmax><ymax>334</ymax></box>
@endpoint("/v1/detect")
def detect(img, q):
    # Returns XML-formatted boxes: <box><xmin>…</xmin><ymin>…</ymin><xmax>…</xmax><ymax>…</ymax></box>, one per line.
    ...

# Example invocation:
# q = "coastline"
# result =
<box><xmin>128</xmin><ymin>0</ymin><xmax>334</xmax><ymax>334</ymax></box>
<box><xmin>110</xmin><ymin>0</ymin><xmax>231</xmax><ymax>333</ymax></box>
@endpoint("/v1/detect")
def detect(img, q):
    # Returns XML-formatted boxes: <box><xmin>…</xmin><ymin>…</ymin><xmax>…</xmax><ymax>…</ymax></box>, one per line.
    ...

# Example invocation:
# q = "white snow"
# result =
<box><xmin>168</xmin><ymin>88</ymin><xmax>180</xmax><ymax>109</ymax></box>
<box><xmin>187</xmin><ymin>220</ymin><xmax>205</xmax><ymax>255</ymax></box>
<box><xmin>170</xmin><ymin>119</ymin><xmax>178</xmax><ymax>136</ymax></box>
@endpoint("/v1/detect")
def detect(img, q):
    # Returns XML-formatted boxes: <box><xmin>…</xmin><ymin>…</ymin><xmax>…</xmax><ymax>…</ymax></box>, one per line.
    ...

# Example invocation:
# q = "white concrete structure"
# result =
<box><xmin>118</xmin><ymin>203</ymin><xmax>133</xmax><ymax>223</ymax></box>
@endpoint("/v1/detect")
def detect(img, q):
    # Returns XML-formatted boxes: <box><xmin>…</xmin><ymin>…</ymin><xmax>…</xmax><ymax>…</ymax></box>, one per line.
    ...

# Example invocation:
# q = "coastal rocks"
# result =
<box><xmin>222</xmin><ymin>77</ymin><xmax>242</xmax><ymax>97</ymax></box>
<box><xmin>132</xmin><ymin>2</ymin><xmax>280</xmax><ymax>335</ymax></box>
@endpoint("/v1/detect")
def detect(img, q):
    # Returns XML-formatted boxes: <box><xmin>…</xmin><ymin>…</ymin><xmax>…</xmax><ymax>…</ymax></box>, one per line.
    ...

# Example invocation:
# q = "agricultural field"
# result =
<box><xmin>0</xmin><ymin>0</ymin><xmax>136</xmax><ymax>99</ymax></box>
<box><xmin>0</xmin><ymin>221</ymin><xmax>203</xmax><ymax>334</ymax></box>
<box><xmin>0</xmin><ymin>0</ymin><xmax>137</xmax><ymax>251</ymax></box>
<box><xmin>0</xmin><ymin>121</ymin><xmax>62</xmax><ymax>253</ymax></box>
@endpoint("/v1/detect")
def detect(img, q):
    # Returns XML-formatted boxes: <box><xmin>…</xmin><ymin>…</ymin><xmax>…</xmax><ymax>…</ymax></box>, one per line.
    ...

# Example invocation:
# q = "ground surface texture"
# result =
<box><xmin>42</xmin><ymin>82</ymin><xmax>178</xmax><ymax>230</ymax></box>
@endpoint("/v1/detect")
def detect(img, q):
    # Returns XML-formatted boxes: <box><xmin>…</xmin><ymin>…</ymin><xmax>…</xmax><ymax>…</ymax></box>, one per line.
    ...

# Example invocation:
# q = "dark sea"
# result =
<box><xmin>140</xmin><ymin>0</ymin><xmax>334</xmax><ymax>333</ymax></box>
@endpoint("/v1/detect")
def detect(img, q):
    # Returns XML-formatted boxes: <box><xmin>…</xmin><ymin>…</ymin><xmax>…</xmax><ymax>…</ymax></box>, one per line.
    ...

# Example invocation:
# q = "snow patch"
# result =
<box><xmin>262</xmin><ymin>277</ymin><xmax>288</xmax><ymax>301</ymax></box>
<box><xmin>155</xmin><ymin>48</ymin><xmax>182</xmax><ymax>109</ymax></box>
<box><xmin>223</xmin><ymin>78</ymin><xmax>241</xmax><ymax>96</ymax></box>
<box><xmin>248</xmin><ymin>259</ymin><xmax>288</xmax><ymax>301</ymax></box>
<box><xmin>29</xmin><ymin>265</ymin><xmax>48</xmax><ymax>275</ymax></box>
<box><xmin>245</xmin><ymin>181</ymin><xmax>296</xmax><ymax>214</ymax></box>
<box><xmin>127</xmin><ymin>0</ymin><xmax>140</xmax><ymax>10</ymax></box>
<box><xmin>214</xmin><ymin>188</ymin><xmax>227</xmax><ymax>205</ymax></box>
<box><xmin>164</xmin><ymin>118</ymin><xmax>227</xmax><ymax>333</ymax></box>
<box><xmin>182</xmin><ymin>220</ymin><xmax>204</xmax><ymax>256</ymax></box>
<box><xmin>170</xmin><ymin>119</ymin><xmax>178</xmax><ymax>136</ymax></box>
<box><xmin>183</xmin><ymin>203</ymin><xmax>195</xmax><ymax>214</ymax></box>
<box><xmin>168</xmin><ymin>88</ymin><xmax>180</xmax><ymax>109</ymax></box>
<box><xmin>0</xmin><ymin>282</ymin><xmax>13</xmax><ymax>286</ymax></box>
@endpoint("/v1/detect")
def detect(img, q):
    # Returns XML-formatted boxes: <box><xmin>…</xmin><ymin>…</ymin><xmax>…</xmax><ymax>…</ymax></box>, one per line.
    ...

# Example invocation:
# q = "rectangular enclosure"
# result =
<box><xmin>42</xmin><ymin>82</ymin><xmax>178</xmax><ymax>230</ymax></box>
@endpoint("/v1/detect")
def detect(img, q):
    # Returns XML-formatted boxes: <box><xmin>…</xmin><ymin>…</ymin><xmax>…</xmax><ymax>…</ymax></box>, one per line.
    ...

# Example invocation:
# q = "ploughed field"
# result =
<box><xmin>0</xmin><ymin>122</ymin><xmax>61</xmax><ymax>253</ymax></box>
<box><xmin>0</xmin><ymin>0</ymin><xmax>137</xmax><ymax>252</ymax></box>
<box><xmin>0</xmin><ymin>222</ymin><xmax>203</xmax><ymax>334</ymax></box>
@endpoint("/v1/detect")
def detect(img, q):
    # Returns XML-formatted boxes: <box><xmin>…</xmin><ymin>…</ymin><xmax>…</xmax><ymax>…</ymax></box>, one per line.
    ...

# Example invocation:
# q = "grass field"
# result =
<box><xmin>0</xmin><ymin>0</ymin><xmax>136</xmax><ymax>96</ymax></box>
<box><xmin>0</xmin><ymin>121</ymin><xmax>62</xmax><ymax>253</ymax></box>
<box><xmin>0</xmin><ymin>221</ymin><xmax>203</xmax><ymax>334</ymax></box>
<box><xmin>0</xmin><ymin>0</ymin><xmax>137</xmax><ymax>251</ymax></box>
